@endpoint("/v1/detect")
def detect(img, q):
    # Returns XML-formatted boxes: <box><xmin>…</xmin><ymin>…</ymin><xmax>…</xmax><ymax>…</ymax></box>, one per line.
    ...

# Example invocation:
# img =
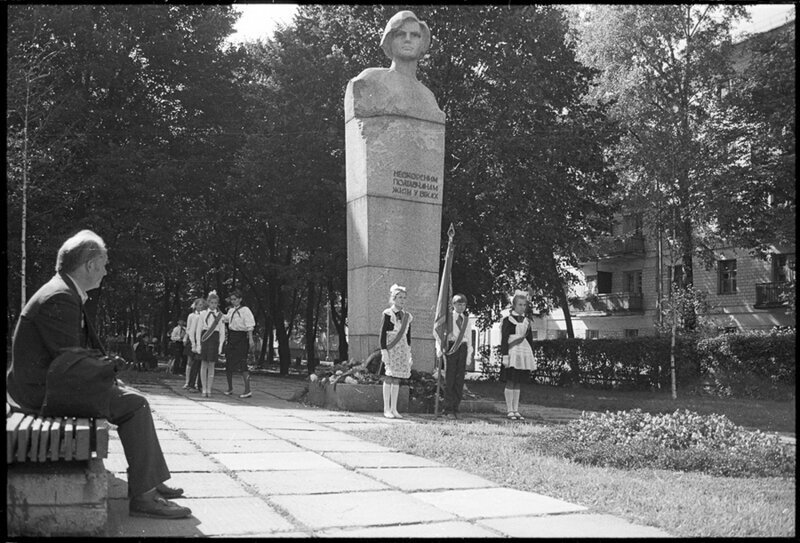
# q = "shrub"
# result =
<box><xmin>532</xmin><ymin>409</ymin><xmax>795</xmax><ymax>478</ymax></box>
<box><xmin>696</xmin><ymin>328</ymin><xmax>795</xmax><ymax>400</ymax></box>
<box><xmin>530</xmin><ymin>337</ymin><xmax>701</xmax><ymax>390</ymax></box>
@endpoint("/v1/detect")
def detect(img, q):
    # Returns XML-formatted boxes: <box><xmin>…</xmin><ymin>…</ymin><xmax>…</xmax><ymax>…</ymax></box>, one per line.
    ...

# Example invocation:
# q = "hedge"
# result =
<box><xmin>696</xmin><ymin>328</ymin><xmax>795</xmax><ymax>399</ymax></box>
<box><xmin>479</xmin><ymin>328</ymin><xmax>795</xmax><ymax>399</ymax></box>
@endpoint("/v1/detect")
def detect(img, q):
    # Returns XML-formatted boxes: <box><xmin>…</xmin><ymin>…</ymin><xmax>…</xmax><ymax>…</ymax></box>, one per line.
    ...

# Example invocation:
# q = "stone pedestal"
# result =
<box><xmin>7</xmin><ymin>458</ymin><xmax>108</xmax><ymax>536</ymax></box>
<box><xmin>308</xmin><ymin>381</ymin><xmax>410</xmax><ymax>412</ymax></box>
<box><xmin>345</xmin><ymin>98</ymin><xmax>445</xmax><ymax>373</ymax></box>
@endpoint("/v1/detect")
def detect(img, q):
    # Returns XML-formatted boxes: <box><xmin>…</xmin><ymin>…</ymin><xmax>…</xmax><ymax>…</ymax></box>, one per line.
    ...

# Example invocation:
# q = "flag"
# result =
<box><xmin>433</xmin><ymin>223</ymin><xmax>456</xmax><ymax>358</ymax></box>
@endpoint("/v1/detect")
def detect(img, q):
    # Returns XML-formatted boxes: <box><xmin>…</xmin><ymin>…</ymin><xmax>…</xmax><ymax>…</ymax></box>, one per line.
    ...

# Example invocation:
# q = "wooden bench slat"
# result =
<box><xmin>16</xmin><ymin>415</ymin><xmax>35</xmax><ymax>463</ymax></box>
<box><xmin>62</xmin><ymin>418</ymin><xmax>74</xmax><ymax>461</ymax></box>
<box><xmin>94</xmin><ymin>419</ymin><xmax>109</xmax><ymax>458</ymax></box>
<box><xmin>7</xmin><ymin>412</ymin><xmax>25</xmax><ymax>463</ymax></box>
<box><xmin>37</xmin><ymin>418</ymin><xmax>52</xmax><ymax>462</ymax></box>
<box><xmin>28</xmin><ymin>417</ymin><xmax>43</xmax><ymax>461</ymax></box>
<box><xmin>75</xmin><ymin>418</ymin><xmax>91</xmax><ymax>461</ymax></box>
<box><xmin>49</xmin><ymin>418</ymin><xmax>62</xmax><ymax>461</ymax></box>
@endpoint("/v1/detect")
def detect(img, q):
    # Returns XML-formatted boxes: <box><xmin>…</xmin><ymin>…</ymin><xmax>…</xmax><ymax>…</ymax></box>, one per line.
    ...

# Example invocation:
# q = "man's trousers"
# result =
<box><xmin>444</xmin><ymin>342</ymin><xmax>468</xmax><ymax>413</ymax></box>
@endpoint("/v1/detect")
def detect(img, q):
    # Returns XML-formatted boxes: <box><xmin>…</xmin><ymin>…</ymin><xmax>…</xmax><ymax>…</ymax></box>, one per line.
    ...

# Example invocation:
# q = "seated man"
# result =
<box><xmin>6</xmin><ymin>229</ymin><xmax>191</xmax><ymax>519</ymax></box>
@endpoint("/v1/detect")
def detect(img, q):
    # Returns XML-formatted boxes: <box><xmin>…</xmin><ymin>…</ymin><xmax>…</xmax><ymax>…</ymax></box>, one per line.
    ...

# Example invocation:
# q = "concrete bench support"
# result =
<box><xmin>7</xmin><ymin>457</ymin><xmax>108</xmax><ymax>536</ymax></box>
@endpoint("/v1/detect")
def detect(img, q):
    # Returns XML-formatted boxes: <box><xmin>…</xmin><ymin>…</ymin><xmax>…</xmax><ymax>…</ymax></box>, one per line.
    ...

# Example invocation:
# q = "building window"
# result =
<box><xmin>624</xmin><ymin>329</ymin><xmax>638</xmax><ymax>338</ymax></box>
<box><xmin>718</xmin><ymin>259</ymin><xmax>737</xmax><ymax>294</ymax></box>
<box><xmin>597</xmin><ymin>271</ymin><xmax>612</xmax><ymax>294</ymax></box>
<box><xmin>556</xmin><ymin>330</ymin><xmax>568</xmax><ymax>339</ymax></box>
<box><xmin>530</xmin><ymin>330</ymin><xmax>538</xmax><ymax>340</ymax></box>
<box><xmin>622</xmin><ymin>213</ymin><xmax>643</xmax><ymax>235</ymax></box>
<box><xmin>624</xmin><ymin>270</ymin><xmax>642</xmax><ymax>294</ymax></box>
<box><xmin>585</xmin><ymin>329</ymin><xmax>599</xmax><ymax>340</ymax></box>
<box><xmin>772</xmin><ymin>253</ymin><xmax>796</xmax><ymax>283</ymax></box>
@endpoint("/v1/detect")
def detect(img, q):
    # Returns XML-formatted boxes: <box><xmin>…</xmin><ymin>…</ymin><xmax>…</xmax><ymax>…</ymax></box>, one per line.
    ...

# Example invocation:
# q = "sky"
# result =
<box><xmin>227</xmin><ymin>4</ymin><xmax>796</xmax><ymax>44</ymax></box>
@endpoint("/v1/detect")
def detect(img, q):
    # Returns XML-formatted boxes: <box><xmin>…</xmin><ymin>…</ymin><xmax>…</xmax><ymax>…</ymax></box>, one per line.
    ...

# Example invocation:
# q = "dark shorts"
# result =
<box><xmin>225</xmin><ymin>330</ymin><xmax>249</xmax><ymax>372</ymax></box>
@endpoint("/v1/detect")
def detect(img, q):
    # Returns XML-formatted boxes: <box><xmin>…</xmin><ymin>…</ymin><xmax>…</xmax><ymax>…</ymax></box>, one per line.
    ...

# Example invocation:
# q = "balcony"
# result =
<box><xmin>572</xmin><ymin>292</ymin><xmax>644</xmax><ymax>314</ymax></box>
<box><xmin>595</xmin><ymin>234</ymin><xmax>645</xmax><ymax>257</ymax></box>
<box><xmin>755</xmin><ymin>282</ymin><xmax>789</xmax><ymax>308</ymax></box>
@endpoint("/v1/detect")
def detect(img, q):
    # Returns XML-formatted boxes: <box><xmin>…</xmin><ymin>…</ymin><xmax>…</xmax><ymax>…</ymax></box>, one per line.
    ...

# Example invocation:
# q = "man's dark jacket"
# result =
<box><xmin>7</xmin><ymin>272</ymin><xmax>103</xmax><ymax>411</ymax></box>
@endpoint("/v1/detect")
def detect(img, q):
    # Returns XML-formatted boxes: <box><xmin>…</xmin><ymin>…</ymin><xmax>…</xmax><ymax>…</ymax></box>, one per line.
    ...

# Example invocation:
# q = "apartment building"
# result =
<box><xmin>471</xmin><ymin>20</ymin><xmax>795</xmax><ymax>365</ymax></box>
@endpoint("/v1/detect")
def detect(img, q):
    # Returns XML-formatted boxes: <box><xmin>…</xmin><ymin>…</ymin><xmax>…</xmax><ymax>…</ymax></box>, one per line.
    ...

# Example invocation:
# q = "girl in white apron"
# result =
<box><xmin>380</xmin><ymin>284</ymin><xmax>413</xmax><ymax>418</ymax></box>
<box><xmin>499</xmin><ymin>290</ymin><xmax>537</xmax><ymax>420</ymax></box>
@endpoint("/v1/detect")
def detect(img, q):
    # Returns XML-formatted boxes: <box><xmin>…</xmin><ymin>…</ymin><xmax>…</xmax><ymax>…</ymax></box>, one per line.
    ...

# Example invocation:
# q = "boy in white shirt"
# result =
<box><xmin>436</xmin><ymin>293</ymin><xmax>472</xmax><ymax>418</ymax></box>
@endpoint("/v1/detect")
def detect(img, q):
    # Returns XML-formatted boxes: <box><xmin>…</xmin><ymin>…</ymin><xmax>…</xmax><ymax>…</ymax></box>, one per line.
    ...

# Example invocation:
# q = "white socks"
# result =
<box><xmin>504</xmin><ymin>388</ymin><xmax>514</xmax><ymax>413</ymax></box>
<box><xmin>383</xmin><ymin>382</ymin><xmax>403</xmax><ymax>419</ymax></box>
<box><xmin>391</xmin><ymin>383</ymin><xmax>402</xmax><ymax>418</ymax></box>
<box><xmin>512</xmin><ymin>388</ymin><xmax>520</xmax><ymax>413</ymax></box>
<box><xmin>383</xmin><ymin>382</ymin><xmax>393</xmax><ymax>418</ymax></box>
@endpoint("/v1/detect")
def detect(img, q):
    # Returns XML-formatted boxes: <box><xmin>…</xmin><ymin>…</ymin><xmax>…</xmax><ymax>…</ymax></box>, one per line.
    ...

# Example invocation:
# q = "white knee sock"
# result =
<box><xmin>391</xmin><ymin>383</ymin><xmax>402</xmax><ymax>417</ymax></box>
<box><xmin>512</xmin><ymin>388</ymin><xmax>520</xmax><ymax>413</ymax></box>
<box><xmin>383</xmin><ymin>381</ymin><xmax>392</xmax><ymax>415</ymax></box>
<box><xmin>504</xmin><ymin>388</ymin><xmax>514</xmax><ymax>413</ymax></box>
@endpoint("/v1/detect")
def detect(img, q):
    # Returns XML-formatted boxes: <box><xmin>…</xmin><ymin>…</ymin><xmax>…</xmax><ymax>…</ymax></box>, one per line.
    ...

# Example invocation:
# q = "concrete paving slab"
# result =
<box><xmin>271</xmin><ymin>490</ymin><xmax>456</xmax><ymax>530</ymax></box>
<box><xmin>195</xmin><ymin>438</ymin><xmax>302</xmax><ymax>453</ymax></box>
<box><xmin>180</xmin><ymin>427</ymin><xmax>275</xmax><ymax>442</ymax></box>
<box><xmin>244</xmin><ymin>419</ymin><xmax>329</xmax><ymax>431</ymax></box>
<box><xmin>318</xmin><ymin>520</ymin><xmax>502</xmax><ymax>538</ymax></box>
<box><xmin>324</xmin><ymin>421</ymin><xmax>398</xmax><ymax>431</ymax></box>
<box><xmin>289</xmin><ymin>411</ymin><xmax>371</xmax><ymax>422</ymax></box>
<box><xmin>477</xmin><ymin>513</ymin><xmax>673</xmax><ymax>537</ymax></box>
<box><xmin>211</xmin><ymin>451</ymin><xmax>345</xmax><ymax>471</ymax></box>
<box><xmin>105</xmin><ymin>452</ymin><xmax>223</xmax><ymax>474</ymax></box>
<box><xmin>167</xmin><ymin>419</ymin><xmax>257</xmax><ymax>431</ymax></box>
<box><xmin>358</xmin><ymin>467</ymin><xmax>498</xmax><ymax>491</ymax></box>
<box><xmin>267</xmin><ymin>429</ymin><xmax>365</xmax><ymax>441</ymax></box>
<box><xmin>109</xmin><ymin>437</ymin><xmax>199</xmax><ymax>456</ymax></box>
<box><xmin>323</xmin><ymin>451</ymin><xmax>443</xmax><ymax>469</ymax></box>
<box><xmin>106</xmin><ymin>496</ymin><xmax>295</xmax><ymax>537</ymax></box>
<box><xmin>106</xmin><ymin>471</ymin><xmax>250</xmax><ymax>499</ymax></box>
<box><xmin>243</xmin><ymin>469</ymin><xmax>389</xmax><ymax>495</ymax></box>
<box><xmin>412</xmin><ymin>487</ymin><xmax>586</xmax><ymax>519</ymax></box>
<box><xmin>289</xmin><ymin>439</ymin><xmax>395</xmax><ymax>453</ymax></box>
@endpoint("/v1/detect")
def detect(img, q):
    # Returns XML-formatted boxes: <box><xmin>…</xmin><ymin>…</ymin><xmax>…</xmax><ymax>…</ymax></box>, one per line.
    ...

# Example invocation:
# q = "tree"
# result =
<box><xmin>6</xmin><ymin>5</ymin><xmax>246</xmax><ymax>344</ymax></box>
<box><xmin>708</xmin><ymin>23</ymin><xmax>795</xmax><ymax>257</ymax></box>
<box><xmin>572</xmin><ymin>5</ymin><xmax>749</xmax><ymax>331</ymax></box>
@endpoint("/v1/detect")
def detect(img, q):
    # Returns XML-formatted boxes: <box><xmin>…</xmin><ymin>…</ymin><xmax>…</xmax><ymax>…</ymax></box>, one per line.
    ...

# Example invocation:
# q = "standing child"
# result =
<box><xmin>499</xmin><ymin>290</ymin><xmax>537</xmax><ymax>420</ymax></box>
<box><xmin>184</xmin><ymin>298</ymin><xmax>206</xmax><ymax>391</ymax></box>
<box><xmin>222</xmin><ymin>289</ymin><xmax>256</xmax><ymax>398</ymax></box>
<box><xmin>195</xmin><ymin>291</ymin><xmax>226</xmax><ymax>398</ymax></box>
<box><xmin>380</xmin><ymin>284</ymin><xmax>413</xmax><ymax>419</ymax></box>
<box><xmin>436</xmin><ymin>293</ymin><xmax>472</xmax><ymax>419</ymax></box>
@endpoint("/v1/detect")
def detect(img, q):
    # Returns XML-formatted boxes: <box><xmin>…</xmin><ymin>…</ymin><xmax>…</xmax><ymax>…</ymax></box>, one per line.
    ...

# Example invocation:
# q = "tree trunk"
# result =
<box><xmin>551</xmin><ymin>253</ymin><xmax>580</xmax><ymax>383</ymax></box>
<box><xmin>327</xmin><ymin>280</ymin><xmax>348</xmax><ymax>361</ymax></box>
<box><xmin>305</xmin><ymin>280</ymin><xmax>318</xmax><ymax>375</ymax></box>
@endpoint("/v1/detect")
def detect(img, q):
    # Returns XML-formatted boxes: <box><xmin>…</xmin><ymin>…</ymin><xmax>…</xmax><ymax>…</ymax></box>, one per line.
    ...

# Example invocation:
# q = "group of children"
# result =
<box><xmin>381</xmin><ymin>284</ymin><xmax>536</xmax><ymax>420</ymax></box>
<box><xmin>182</xmin><ymin>289</ymin><xmax>256</xmax><ymax>399</ymax></box>
<box><xmin>180</xmin><ymin>283</ymin><xmax>536</xmax><ymax>419</ymax></box>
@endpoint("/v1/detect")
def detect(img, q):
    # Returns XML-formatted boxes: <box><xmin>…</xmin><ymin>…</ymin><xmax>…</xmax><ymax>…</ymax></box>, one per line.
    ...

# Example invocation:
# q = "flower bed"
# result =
<box><xmin>532</xmin><ymin>408</ymin><xmax>795</xmax><ymax>478</ymax></box>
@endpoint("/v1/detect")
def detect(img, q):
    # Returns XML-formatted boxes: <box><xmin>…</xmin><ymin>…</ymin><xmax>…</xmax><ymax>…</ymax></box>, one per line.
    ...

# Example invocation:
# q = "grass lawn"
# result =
<box><xmin>347</xmin><ymin>420</ymin><xmax>795</xmax><ymax>538</ymax></box>
<box><xmin>466</xmin><ymin>380</ymin><xmax>796</xmax><ymax>434</ymax></box>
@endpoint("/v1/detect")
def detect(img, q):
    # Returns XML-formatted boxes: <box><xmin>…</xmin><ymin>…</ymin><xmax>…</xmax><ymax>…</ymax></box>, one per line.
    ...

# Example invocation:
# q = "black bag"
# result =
<box><xmin>41</xmin><ymin>347</ymin><xmax>120</xmax><ymax>418</ymax></box>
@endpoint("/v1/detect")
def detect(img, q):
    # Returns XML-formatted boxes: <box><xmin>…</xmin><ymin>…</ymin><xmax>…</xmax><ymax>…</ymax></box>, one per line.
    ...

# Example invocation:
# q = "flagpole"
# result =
<box><xmin>433</xmin><ymin>224</ymin><xmax>455</xmax><ymax>418</ymax></box>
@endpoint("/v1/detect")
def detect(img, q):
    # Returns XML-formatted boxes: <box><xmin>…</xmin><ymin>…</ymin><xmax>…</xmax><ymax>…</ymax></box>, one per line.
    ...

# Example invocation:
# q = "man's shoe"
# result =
<box><xmin>239</xmin><ymin>392</ymin><xmax>252</xmax><ymax>398</ymax></box>
<box><xmin>224</xmin><ymin>390</ymin><xmax>234</xmax><ymax>395</ymax></box>
<box><xmin>130</xmin><ymin>496</ymin><xmax>191</xmax><ymax>519</ymax></box>
<box><xmin>156</xmin><ymin>483</ymin><xmax>184</xmax><ymax>499</ymax></box>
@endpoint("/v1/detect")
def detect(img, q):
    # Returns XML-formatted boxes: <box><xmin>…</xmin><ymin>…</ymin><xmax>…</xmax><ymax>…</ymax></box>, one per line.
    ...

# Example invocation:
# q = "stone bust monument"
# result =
<box><xmin>345</xmin><ymin>10</ymin><xmax>445</xmax><ymax>124</ymax></box>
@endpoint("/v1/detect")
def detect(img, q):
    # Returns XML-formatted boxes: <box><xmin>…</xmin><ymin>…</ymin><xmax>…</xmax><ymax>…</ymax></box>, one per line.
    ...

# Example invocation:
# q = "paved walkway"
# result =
<box><xmin>104</xmin><ymin>375</ymin><xmax>671</xmax><ymax>537</ymax></box>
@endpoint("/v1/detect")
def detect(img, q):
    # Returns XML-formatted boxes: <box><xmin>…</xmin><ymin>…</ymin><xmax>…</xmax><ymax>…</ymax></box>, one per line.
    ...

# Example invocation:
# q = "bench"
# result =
<box><xmin>6</xmin><ymin>402</ymin><xmax>110</xmax><ymax>536</ymax></box>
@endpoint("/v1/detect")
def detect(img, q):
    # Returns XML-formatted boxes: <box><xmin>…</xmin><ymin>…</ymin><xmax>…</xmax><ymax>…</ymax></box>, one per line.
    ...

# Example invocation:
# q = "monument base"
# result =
<box><xmin>308</xmin><ymin>382</ymin><xmax>410</xmax><ymax>412</ymax></box>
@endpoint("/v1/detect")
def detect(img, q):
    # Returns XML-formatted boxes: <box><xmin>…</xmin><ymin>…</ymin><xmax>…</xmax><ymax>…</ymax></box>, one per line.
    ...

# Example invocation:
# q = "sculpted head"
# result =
<box><xmin>380</xmin><ymin>10</ymin><xmax>431</xmax><ymax>61</ymax></box>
